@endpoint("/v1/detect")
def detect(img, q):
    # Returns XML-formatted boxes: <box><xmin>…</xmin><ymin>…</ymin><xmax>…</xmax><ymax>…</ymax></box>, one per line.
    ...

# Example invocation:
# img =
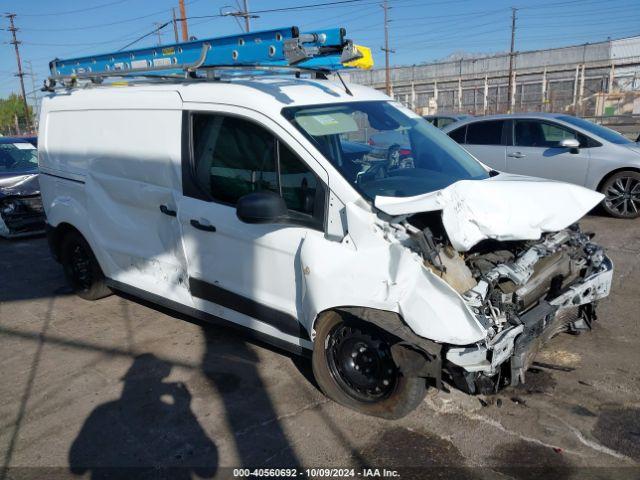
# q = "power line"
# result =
<box><xmin>115</xmin><ymin>0</ymin><xmax>372</xmax><ymax>51</ymax></box>
<box><xmin>183</xmin><ymin>0</ymin><xmax>370</xmax><ymax>21</ymax></box>
<box><xmin>14</xmin><ymin>0</ymin><xmax>131</xmax><ymax>17</ymax></box>
<box><xmin>118</xmin><ymin>21</ymin><xmax>171</xmax><ymax>51</ymax></box>
<box><xmin>222</xmin><ymin>0</ymin><xmax>255</xmax><ymax>33</ymax></box>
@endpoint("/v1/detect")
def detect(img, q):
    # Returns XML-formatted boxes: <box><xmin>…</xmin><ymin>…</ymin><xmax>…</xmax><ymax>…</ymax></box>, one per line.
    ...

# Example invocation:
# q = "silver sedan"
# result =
<box><xmin>443</xmin><ymin>113</ymin><xmax>640</xmax><ymax>218</ymax></box>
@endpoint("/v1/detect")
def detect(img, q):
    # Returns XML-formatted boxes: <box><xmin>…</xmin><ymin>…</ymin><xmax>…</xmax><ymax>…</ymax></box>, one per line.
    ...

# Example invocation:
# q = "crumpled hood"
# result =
<box><xmin>375</xmin><ymin>173</ymin><xmax>603</xmax><ymax>251</ymax></box>
<box><xmin>0</xmin><ymin>173</ymin><xmax>40</xmax><ymax>198</ymax></box>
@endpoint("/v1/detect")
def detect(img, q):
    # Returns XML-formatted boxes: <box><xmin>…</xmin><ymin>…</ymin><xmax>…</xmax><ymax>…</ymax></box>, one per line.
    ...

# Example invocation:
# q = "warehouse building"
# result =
<box><xmin>342</xmin><ymin>35</ymin><xmax>640</xmax><ymax>120</ymax></box>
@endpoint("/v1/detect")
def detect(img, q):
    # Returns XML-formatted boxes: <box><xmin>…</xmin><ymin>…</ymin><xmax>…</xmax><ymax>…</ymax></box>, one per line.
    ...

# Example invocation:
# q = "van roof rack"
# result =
<box><xmin>46</xmin><ymin>26</ymin><xmax>373</xmax><ymax>89</ymax></box>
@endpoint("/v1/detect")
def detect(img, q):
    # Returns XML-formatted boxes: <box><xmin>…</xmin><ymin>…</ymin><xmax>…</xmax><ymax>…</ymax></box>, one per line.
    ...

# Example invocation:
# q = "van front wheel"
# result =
<box><xmin>312</xmin><ymin>311</ymin><xmax>426</xmax><ymax>419</ymax></box>
<box><xmin>60</xmin><ymin>232</ymin><xmax>111</xmax><ymax>301</ymax></box>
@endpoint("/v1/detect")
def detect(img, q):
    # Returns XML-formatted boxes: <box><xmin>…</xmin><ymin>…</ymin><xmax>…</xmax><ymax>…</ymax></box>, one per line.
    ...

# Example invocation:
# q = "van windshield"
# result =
<box><xmin>0</xmin><ymin>143</ymin><xmax>38</xmax><ymax>174</ymax></box>
<box><xmin>282</xmin><ymin>101</ymin><xmax>489</xmax><ymax>200</ymax></box>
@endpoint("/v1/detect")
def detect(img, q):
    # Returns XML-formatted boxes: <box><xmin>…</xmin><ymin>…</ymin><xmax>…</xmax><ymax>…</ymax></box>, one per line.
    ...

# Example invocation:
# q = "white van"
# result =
<box><xmin>39</xmin><ymin>77</ymin><xmax>613</xmax><ymax>418</ymax></box>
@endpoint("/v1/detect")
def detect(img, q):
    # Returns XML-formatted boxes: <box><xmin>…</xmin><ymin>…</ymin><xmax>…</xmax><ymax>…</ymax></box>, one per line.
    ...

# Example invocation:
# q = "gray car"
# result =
<box><xmin>442</xmin><ymin>113</ymin><xmax>640</xmax><ymax>218</ymax></box>
<box><xmin>423</xmin><ymin>114</ymin><xmax>472</xmax><ymax>129</ymax></box>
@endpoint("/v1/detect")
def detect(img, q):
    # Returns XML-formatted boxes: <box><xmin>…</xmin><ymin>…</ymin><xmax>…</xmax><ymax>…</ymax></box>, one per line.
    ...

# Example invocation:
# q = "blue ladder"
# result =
<box><xmin>49</xmin><ymin>26</ymin><xmax>371</xmax><ymax>81</ymax></box>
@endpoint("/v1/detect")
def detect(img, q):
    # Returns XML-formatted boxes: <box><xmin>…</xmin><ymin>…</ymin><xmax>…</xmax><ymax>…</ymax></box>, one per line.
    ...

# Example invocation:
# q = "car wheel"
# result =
<box><xmin>60</xmin><ymin>232</ymin><xmax>111</xmax><ymax>300</ymax></box>
<box><xmin>600</xmin><ymin>171</ymin><xmax>640</xmax><ymax>219</ymax></box>
<box><xmin>312</xmin><ymin>310</ymin><xmax>426</xmax><ymax>419</ymax></box>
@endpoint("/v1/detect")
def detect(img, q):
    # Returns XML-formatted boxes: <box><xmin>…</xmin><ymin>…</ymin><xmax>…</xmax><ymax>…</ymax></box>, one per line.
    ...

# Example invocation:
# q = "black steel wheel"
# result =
<box><xmin>68</xmin><ymin>243</ymin><xmax>93</xmax><ymax>291</ymax></box>
<box><xmin>312</xmin><ymin>310</ymin><xmax>427</xmax><ymax>419</ymax></box>
<box><xmin>326</xmin><ymin>324</ymin><xmax>398</xmax><ymax>402</ymax></box>
<box><xmin>60</xmin><ymin>232</ymin><xmax>112</xmax><ymax>300</ymax></box>
<box><xmin>601</xmin><ymin>171</ymin><xmax>640</xmax><ymax>218</ymax></box>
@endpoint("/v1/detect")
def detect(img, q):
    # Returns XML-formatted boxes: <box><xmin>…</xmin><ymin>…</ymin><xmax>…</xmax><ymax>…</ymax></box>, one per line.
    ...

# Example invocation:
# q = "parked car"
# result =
<box><xmin>443</xmin><ymin>113</ymin><xmax>640</xmax><ymax>218</ymax></box>
<box><xmin>340</xmin><ymin>139</ymin><xmax>372</xmax><ymax>162</ymax></box>
<box><xmin>367</xmin><ymin>115</ymin><xmax>472</xmax><ymax>162</ymax></box>
<box><xmin>423</xmin><ymin>114</ymin><xmax>472</xmax><ymax>129</ymax></box>
<box><xmin>23</xmin><ymin>136</ymin><xmax>38</xmax><ymax>147</ymax></box>
<box><xmin>40</xmin><ymin>80</ymin><xmax>612</xmax><ymax>418</ymax></box>
<box><xmin>0</xmin><ymin>137</ymin><xmax>45</xmax><ymax>238</ymax></box>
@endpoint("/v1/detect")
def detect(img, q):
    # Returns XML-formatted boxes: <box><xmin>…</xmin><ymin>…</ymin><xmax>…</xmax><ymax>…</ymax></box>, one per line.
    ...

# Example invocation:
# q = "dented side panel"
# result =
<box><xmin>300</xmin><ymin>202</ymin><xmax>487</xmax><ymax>344</ymax></box>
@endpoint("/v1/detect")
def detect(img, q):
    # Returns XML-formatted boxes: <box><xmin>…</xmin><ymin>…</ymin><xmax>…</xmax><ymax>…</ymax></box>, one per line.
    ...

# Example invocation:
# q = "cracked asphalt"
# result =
<box><xmin>1</xmin><ymin>213</ymin><xmax>639</xmax><ymax>479</ymax></box>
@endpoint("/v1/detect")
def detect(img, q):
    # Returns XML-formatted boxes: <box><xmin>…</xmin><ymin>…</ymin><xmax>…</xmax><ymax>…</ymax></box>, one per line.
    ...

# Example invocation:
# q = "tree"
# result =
<box><xmin>0</xmin><ymin>93</ymin><xmax>33</xmax><ymax>135</ymax></box>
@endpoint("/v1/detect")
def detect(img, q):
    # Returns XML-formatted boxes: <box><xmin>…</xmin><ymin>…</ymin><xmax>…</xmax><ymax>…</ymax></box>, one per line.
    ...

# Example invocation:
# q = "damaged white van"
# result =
<box><xmin>39</xmin><ymin>76</ymin><xmax>613</xmax><ymax>418</ymax></box>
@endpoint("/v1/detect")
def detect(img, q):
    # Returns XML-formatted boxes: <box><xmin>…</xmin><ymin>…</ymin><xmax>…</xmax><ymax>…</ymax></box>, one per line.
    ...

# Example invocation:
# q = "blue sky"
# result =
<box><xmin>1</xmin><ymin>0</ymin><xmax>639</xmax><ymax>101</ymax></box>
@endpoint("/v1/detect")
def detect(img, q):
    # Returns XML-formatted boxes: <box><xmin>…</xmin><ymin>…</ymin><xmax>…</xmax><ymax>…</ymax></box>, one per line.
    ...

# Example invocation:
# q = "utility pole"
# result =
<box><xmin>178</xmin><ymin>0</ymin><xmax>189</xmax><ymax>41</ymax></box>
<box><xmin>507</xmin><ymin>7</ymin><xmax>517</xmax><ymax>113</ymax></box>
<box><xmin>153</xmin><ymin>22</ymin><xmax>164</xmax><ymax>46</ymax></box>
<box><xmin>381</xmin><ymin>0</ymin><xmax>394</xmax><ymax>97</ymax></box>
<box><xmin>242</xmin><ymin>0</ymin><xmax>251</xmax><ymax>32</ymax></box>
<box><xmin>172</xmin><ymin>8</ymin><xmax>180</xmax><ymax>43</ymax></box>
<box><xmin>223</xmin><ymin>1</ymin><xmax>257</xmax><ymax>33</ymax></box>
<box><xmin>26</xmin><ymin>61</ymin><xmax>39</xmax><ymax>127</ymax></box>
<box><xmin>5</xmin><ymin>13</ymin><xmax>31</xmax><ymax>131</ymax></box>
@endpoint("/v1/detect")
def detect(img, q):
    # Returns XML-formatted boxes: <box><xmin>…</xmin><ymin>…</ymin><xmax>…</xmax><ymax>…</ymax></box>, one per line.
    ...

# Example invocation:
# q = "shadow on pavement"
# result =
<box><xmin>201</xmin><ymin>326</ymin><xmax>304</xmax><ymax>468</ymax></box>
<box><xmin>68</xmin><ymin>353</ymin><xmax>218</xmax><ymax>480</ymax></box>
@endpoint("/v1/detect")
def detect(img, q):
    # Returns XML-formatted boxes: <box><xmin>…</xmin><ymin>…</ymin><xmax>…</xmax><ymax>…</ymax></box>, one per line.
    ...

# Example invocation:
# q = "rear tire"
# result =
<box><xmin>312</xmin><ymin>310</ymin><xmax>426</xmax><ymax>419</ymax></box>
<box><xmin>600</xmin><ymin>171</ymin><xmax>640</xmax><ymax>218</ymax></box>
<box><xmin>60</xmin><ymin>232</ymin><xmax>111</xmax><ymax>300</ymax></box>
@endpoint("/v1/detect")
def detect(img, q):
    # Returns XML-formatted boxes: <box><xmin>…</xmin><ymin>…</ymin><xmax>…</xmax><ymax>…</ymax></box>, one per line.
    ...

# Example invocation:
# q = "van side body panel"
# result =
<box><xmin>40</xmin><ymin>90</ymin><xmax>191</xmax><ymax>305</ymax></box>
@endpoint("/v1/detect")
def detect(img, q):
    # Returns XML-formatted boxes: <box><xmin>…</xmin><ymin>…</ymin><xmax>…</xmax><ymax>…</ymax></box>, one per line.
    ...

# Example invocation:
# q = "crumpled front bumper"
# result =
<box><xmin>0</xmin><ymin>196</ymin><xmax>46</xmax><ymax>238</ymax></box>
<box><xmin>444</xmin><ymin>255</ymin><xmax>614</xmax><ymax>394</ymax></box>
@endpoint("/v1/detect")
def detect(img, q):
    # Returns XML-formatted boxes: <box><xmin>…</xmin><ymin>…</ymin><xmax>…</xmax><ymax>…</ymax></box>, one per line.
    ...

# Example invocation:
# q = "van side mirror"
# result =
<box><xmin>236</xmin><ymin>191</ymin><xmax>287</xmax><ymax>224</ymax></box>
<box><xmin>559</xmin><ymin>138</ymin><xmax>580</xmax><ymax>153</ymax></box>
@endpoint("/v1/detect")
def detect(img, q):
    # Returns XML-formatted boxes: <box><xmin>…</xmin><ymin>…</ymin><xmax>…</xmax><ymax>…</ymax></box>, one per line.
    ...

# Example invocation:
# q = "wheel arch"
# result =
<box><xmin>596</xmin><ymin>166</ymin><xmax>640</xmax><ymax>192</ymax></box>
<box><xmin>312</xmin><ymin>306</ymin><xmax>443</xmax><ymax>385</ymax></box>
<box><xmin>47</xmin><ymin>222</ymin><xmax>83</xmax><ymax>261</ymax></box>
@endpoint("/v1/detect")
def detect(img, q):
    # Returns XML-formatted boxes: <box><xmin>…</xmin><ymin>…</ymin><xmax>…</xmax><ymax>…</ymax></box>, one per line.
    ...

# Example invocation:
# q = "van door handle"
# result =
<box><xmin>507</xmin><ymin>152</ymin><xmax>526</xmax><ymax>159</ymax></box>
<box><xmin>190</xmin><ymin>219</ymin><xmax>216</xmax><ymax>232</ymax></box>
<box><xmin>159</xmin><ymin>204</ymin><xmax>177</xmax><ymax>216</ymax></box>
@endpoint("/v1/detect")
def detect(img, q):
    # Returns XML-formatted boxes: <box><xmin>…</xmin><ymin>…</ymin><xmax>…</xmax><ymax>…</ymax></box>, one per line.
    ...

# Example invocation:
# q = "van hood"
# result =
<box><xmin>374</xmin><ymin>173</ymin><xmax>603</xmax><ymax>251</ymax></box>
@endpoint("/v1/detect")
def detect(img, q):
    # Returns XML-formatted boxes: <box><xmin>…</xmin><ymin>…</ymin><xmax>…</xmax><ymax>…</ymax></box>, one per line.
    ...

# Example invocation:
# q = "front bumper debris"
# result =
<box><xmin>445</xmin><ymin>255</ymin><xmax>613</xmax><ymax>394</ymax></box>
<box><xmin>0</xmin><ymin>195</ymin><xmax>46</xmax><ymax>238</ymax></box>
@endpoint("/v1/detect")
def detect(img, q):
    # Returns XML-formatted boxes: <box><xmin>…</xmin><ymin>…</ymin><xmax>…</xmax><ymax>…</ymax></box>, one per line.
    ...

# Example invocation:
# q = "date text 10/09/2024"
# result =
<box><xmin>233</xmin><ymin>468</ymin><xmax>400</xmax><ymax>478</ymax></box>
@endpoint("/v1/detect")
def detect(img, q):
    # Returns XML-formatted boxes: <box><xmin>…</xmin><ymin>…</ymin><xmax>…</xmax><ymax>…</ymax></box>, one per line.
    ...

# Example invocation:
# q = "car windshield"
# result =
<box><xmin>0</xmin><ymin>142</ymin><xmax>38</xmax><ymax>174</ymax></box>
<box><xmin>558</xmin><ymin>116</ymin><xmax>632</xmax><ymax>145</ymax></box>
<box><xmin>282</xmin><ymin>101</ymin><xmax>489</xmax><ymax>200</ymax></box>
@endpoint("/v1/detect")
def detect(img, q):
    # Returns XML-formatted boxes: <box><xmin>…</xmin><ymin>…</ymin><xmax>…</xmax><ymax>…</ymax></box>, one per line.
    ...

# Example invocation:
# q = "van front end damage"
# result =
<box><xmin>303</xmin><ymin>176</ymin><xmax>613</xmax><ymax>396</ymax></box>
<box><xmin>0</xmin><ymin>174</ymin><xmax>45</xmax><ymax>238</ymax></box>
<box><xmin>442</xmin><ymin>227</ymin><xmax>613</xmax><ymax>394</ymax></box>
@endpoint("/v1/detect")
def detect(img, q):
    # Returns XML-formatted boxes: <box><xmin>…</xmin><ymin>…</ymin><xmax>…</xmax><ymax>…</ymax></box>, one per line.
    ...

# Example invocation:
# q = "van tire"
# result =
<box><xmin>312</xmin><ymin>310</ymin><xmax>426</xmax><ymax>419</ymax></box>
<box><xmin>60</xmin><ymin>232</ymin><xmax>111</xmax><ymax>301</ymax></box>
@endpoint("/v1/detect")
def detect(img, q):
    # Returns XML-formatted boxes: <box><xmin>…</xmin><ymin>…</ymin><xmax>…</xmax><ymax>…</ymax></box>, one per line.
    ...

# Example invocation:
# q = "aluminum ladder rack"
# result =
<box><xmin>48</xmin><ymin>26</ymin><xmax>372</xmax><ymax>86</ymax></box>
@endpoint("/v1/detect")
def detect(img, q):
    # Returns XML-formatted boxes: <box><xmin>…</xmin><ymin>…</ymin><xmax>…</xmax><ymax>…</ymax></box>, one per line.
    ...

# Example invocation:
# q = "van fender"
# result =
<box><xmin>300</xmin><ymin>202</ymin><xmax>487</xmax><ymax>346</ymax></box>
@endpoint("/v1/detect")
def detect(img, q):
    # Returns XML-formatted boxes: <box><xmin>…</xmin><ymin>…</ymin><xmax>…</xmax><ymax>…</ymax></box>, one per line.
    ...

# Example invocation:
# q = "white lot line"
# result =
<box><xmin>463</xmin><ymin>412</ymin><xmax>586</xmax><ymax>458</ymax></box>
<box><xmin>546</xmin><ymin>412</ymin><xmax>635</xmax><ymax>462</ymax></box>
